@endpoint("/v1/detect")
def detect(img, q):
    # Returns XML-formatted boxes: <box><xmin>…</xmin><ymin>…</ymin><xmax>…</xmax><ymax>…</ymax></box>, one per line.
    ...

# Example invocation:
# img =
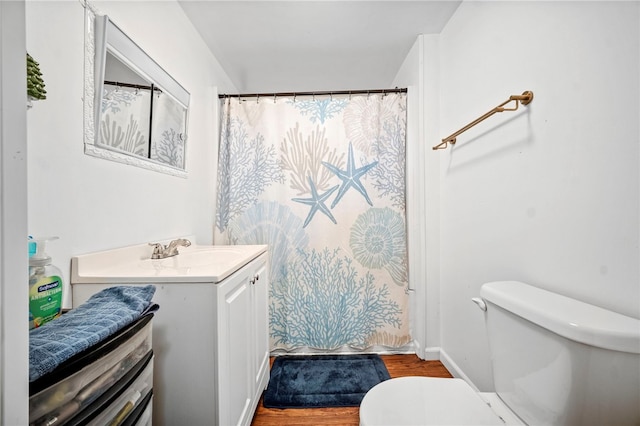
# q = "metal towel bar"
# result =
<box><xmin>433</xmin><ymin>91</ymin><xmax>534</xmax><ymax>150</ymax></box>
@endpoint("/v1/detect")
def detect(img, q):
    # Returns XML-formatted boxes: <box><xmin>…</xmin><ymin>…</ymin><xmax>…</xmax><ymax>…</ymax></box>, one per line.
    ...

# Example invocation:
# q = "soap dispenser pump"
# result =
<box><xmin>29</xmin><ymin>236</ymin><xmax>64</xmax><ymax>329</ymax></box>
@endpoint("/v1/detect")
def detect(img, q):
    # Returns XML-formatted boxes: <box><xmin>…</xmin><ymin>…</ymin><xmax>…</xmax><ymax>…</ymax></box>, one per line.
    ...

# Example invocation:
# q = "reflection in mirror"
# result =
<box><xmin>101</xmin><ymin>52</ymin><xmax>152</xmax><ymax>158</ymax></box>
<box><xmin>84</xmin><ymin>4</ymin><xmax>189</xmax><ymax>176</ymax></box>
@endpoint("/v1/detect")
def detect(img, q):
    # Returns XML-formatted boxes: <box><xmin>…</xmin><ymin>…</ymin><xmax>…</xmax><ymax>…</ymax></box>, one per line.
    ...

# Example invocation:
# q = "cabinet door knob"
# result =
<box><xmin>254</xmin><ymin>274</ymin><xmax>260</xmax><ymax>281</ymax></box>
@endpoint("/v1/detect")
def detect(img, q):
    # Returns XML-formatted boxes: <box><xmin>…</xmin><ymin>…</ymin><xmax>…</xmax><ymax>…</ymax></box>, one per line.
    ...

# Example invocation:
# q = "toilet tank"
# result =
<box><xmin>481</xmin><ymin>281</ymin><xmax>640</xmax><ymax>426</ymax></box>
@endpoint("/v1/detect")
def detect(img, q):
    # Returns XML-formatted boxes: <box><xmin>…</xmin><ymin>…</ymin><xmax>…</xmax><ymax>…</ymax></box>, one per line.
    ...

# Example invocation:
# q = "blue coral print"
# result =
<box><xmin>216</xmin><ymin>116</ymin><xmax>284</xmax><ymax>233</ymax></box>
<box><xmin>289</xmin><ymin>98</ymin><xmax>348</xmax><ymax>124</ymax></box>
<box><xmin>270</xmin><ymin>248</ymin><xmax>402</xmax><ymax>349</ymax></box>
<box><xmin>368</xmin><ymin>114</ymin><xmax>406</xmax><ymax>210</ymax></box>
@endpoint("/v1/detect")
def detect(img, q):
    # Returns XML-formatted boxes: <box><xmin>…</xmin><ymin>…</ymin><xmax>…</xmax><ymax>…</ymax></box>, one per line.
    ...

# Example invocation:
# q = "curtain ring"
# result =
<box><xmin>330</xmin><ymin>92</ymin><xmax>333</xmax><ymax>101</ymax></box>
<box><xmin>256</xmin><ymin>94</ymin><xmax>260</xmax><ymax>104</ymax></box>
<box><xmin>273</xmin><ymin>93</ymin><xmax>277</xmax><ymax>104</ymax></box>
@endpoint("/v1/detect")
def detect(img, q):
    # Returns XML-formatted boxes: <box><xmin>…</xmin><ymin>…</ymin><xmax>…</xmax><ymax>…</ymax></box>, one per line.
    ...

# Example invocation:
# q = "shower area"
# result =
<box><xmin>214</xmin><ymin>90</ymin><xmax>417</xmax><ymax>353</ymax></box>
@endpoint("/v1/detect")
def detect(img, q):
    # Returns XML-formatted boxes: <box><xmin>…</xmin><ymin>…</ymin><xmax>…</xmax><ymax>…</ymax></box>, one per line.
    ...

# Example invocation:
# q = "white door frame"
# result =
<box><xmin>0</xmin><ymin>0</ymin><xmax>29</xmax><ymax>423</ymax></box>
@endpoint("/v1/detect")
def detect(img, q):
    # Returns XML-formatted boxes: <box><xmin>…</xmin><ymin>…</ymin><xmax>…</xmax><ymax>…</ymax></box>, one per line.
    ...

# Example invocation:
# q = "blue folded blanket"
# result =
<box><xmin>29</xmin><ymin>285</ymin><xmax>156</xmax><ymax>382</ymax></box>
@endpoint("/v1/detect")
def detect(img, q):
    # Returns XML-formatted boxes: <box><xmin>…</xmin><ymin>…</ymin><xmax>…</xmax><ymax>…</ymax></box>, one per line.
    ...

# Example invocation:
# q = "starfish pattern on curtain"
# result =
<box><xmin>322</xmin><ymin>143</ymin><xmax>378</xmax><ymax>208</ymax></box>
<box><xmin>292</xmin><ymin>177</ymin><xmax>339</xmax><ymax>228</ymax></box>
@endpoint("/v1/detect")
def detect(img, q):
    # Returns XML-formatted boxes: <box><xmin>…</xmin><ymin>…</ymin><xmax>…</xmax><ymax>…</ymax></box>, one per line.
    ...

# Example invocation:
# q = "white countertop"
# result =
<box><xmin>71</xmin><ymin>242</ymin><xmax>267</xmax><ymax>284</ymax></box>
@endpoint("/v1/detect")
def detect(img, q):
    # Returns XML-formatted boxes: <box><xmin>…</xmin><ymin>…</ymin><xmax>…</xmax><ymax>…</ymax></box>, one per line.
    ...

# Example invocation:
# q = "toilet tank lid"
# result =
<box><xmin>481</xmin><ymin>281</ymin><xmax>640</xmax><ymax>354</ymax></box>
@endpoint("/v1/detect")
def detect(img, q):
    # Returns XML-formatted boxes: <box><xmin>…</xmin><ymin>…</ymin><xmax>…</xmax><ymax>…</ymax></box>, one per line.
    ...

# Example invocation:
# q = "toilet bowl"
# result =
<box><xmin>359</xmin><ymin>376</ymin><xmax>523</xmax><ymax>426</ymax></box>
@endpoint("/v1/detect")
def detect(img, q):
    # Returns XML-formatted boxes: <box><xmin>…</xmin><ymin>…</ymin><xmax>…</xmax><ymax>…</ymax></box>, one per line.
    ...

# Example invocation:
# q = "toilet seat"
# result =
<box><xmin>359</xmin><ymin>377</ymin><xmax>517</xmax><ymax>426</ymax></box>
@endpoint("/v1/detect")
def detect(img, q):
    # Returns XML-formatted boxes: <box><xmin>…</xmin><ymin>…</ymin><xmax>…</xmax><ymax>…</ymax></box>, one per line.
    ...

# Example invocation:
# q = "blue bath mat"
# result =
<box><xmin>263</xmin><ymin>354</ymin><xmax>391</xmax><ymax>408</ymax></box>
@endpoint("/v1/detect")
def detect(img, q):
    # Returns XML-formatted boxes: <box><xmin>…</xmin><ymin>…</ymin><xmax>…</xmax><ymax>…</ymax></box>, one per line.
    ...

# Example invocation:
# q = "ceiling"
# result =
<box><xmin>178</xmin><ymin>1</ymin><xmax>462</xmax><ymax>94</ymax></box>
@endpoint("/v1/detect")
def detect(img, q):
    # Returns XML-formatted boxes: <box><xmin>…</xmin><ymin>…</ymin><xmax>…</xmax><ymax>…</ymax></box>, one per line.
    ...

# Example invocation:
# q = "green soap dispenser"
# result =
<box><xmin>29</xmin><ymin>236</ymin><xmax>64</xmax><ymax>329</ymax></box>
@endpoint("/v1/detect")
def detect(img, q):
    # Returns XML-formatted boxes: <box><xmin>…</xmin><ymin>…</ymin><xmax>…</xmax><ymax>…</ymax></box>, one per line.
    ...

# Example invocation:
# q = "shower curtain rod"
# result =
<box><xmin>104</xmin><ymin>80</ymin><xmax>162</xmax><ymax>92</ymax></box>
<box><xmin>218</xmin><ymin>87</ymin><xmax>407</xmax><ymax>99</ymax></box>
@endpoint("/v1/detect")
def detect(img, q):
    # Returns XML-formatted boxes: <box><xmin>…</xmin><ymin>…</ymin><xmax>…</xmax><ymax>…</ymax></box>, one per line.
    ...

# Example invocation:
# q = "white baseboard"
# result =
<box><xmin>438</xmin><ymin>348</ymin><xmax>481</xmax><ymax>392</ymax></box>
<box><xmin>422</xmin><ymin>346</ymin><xmax>440</xmax><ymax>360</ymax></box>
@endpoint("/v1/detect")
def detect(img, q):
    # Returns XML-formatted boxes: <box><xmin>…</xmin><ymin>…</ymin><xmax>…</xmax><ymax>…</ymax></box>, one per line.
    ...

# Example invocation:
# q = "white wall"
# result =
<box><xmin>26</xmin><ymin>1</ymin><xmax>236</xmax><ymax>307</ymax></box>
<box><xmin>393</xmin><ymin>35</ymin><xmax>443</xmax><ymax>359</ymax></box>
<box><xmin>435</xmin><ymin>1</ymin><xmax>639</xmax><ymax>390</ymax></box>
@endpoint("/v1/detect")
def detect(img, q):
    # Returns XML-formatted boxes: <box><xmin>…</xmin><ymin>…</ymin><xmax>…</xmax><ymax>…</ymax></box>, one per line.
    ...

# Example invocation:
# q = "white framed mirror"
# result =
<box><xmin>83</xmin><ymin>3</ymin><xmax>189</xmax><ymax>177</ymax></box>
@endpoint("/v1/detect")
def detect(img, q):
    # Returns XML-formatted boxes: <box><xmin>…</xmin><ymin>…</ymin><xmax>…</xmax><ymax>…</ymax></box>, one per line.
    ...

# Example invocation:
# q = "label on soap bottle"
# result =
<box><xmin>29</xmin><ymin>275</ymin><xmax>62</xmax><ymax>329</ymax></box>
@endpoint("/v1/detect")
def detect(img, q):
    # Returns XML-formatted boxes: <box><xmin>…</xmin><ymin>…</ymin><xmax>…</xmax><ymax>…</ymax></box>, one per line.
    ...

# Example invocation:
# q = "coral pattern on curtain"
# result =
<box><xmin>215</xmin><ymin>93</ymin><xmax>410</xmax><ymax>351</ymax></box>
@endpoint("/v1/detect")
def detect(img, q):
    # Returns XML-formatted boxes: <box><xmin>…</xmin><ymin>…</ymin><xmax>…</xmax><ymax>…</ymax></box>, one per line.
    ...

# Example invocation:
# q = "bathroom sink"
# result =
<box><xmin>71</xmin><ymin>242</ymin><xmax>267</xmax><ymax>283</ymax></box>
<box><xmin>140</xmin><ymin>247</ymin><xmax>246</xmax><ymax>270</ymax></box>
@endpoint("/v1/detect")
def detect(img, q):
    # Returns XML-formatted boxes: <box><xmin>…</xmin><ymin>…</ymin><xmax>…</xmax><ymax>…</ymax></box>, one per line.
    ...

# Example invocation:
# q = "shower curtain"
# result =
<box><xmin>215</xmin><ymin>92</ymin><xmax>410</xmax><ymax>351</ymax></box>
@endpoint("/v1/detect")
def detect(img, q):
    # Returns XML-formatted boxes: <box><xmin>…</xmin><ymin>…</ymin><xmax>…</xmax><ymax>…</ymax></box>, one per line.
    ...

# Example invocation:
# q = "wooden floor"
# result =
<box><xmin>251</xmin><ymin>354</ymin><xmax>453</xmax><ymax>426</ymax></box>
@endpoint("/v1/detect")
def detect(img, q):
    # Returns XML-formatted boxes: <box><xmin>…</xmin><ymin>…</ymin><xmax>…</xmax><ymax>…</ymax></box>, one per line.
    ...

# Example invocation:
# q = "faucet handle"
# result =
<box><xmin>149</xmin><ymin>242</ymin><xmax>164</xmax><ymax>259</ymax></box>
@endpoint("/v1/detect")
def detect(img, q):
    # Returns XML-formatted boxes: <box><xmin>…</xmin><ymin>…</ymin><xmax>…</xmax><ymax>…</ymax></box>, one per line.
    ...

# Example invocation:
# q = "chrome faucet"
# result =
<box><xmin>149</xmin><ymin>238</ymin><xmax>192</xmax><ymax>259</ymax></box>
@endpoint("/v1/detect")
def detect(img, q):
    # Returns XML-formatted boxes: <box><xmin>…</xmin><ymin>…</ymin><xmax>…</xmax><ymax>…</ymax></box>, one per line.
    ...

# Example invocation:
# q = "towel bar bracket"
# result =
<box><xmin>516</xmin><ymin>90</ymin><xmax>534</xmax><ymax>105</ymax></box>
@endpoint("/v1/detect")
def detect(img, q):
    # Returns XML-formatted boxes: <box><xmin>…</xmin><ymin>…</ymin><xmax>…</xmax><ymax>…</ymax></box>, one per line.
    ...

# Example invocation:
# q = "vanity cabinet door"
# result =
<box><xmin>216</xmin><ymin>266</ymin><xmax>252</xmax><ymax>426</ymax></box>
<box><xmin>250</xmin><ymin>256</ymin><xmax>270</xmax><ymax>404</ymax></box>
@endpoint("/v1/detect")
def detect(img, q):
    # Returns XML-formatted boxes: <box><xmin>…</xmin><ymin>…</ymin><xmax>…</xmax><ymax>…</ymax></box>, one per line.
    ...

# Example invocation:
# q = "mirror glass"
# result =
<box><xmin>84</xmin><ymin>6</ymin><xmax>189</xmax><ymax>176</ymax></box>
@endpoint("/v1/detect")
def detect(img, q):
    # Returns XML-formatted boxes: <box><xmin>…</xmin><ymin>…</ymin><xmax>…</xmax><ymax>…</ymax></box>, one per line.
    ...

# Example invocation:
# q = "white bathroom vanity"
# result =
<box><xmin>71</xmin><ymin>242</ymin><xmax>270</xmax><ymax>426</ymax></box>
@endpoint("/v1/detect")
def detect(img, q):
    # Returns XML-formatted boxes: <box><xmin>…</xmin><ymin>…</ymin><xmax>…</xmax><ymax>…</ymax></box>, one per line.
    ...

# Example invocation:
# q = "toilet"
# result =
<box><xmin>360</xmin><ymin>281</ymin><xmax>640</xmax><ymax>425</ymax></box>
